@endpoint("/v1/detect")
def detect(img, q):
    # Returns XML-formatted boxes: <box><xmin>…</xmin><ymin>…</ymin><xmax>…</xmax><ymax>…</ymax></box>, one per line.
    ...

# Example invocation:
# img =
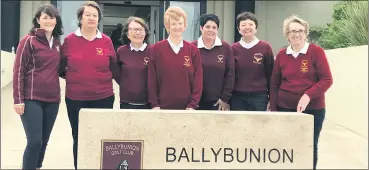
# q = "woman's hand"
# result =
<box><xmin>214</xmin><ymin>99</ymin><xmax>229</xmax><ymax>111</ymax></box>
<box><xmin>297</xmin><ymin>94</ymin><xmax>310</xmax><ymax>112</ymax></box>
<box><xmin>14</xmin><ymin>103</ymin><xmax>25</xmax><ymax>115</ymax></box>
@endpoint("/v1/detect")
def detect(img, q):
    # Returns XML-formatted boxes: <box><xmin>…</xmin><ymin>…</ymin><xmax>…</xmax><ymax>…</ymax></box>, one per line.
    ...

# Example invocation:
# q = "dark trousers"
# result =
<box><xmin>20</xmin><ymin>100</ymin><xmax>59</xmax><ymax>169</ymax></box>
<box><xmin>120</xmin><ymin>102</ymin><xmax>151</xmax><ymax>109</ymax></box>
<box><xmin>277</xmin><ymin>106</ymin><xmax>325</xmax><ymax>170</ymax></box>
<box><xmin>230</xmin><ymin>92</ymin><xmax>269</xmax><ymax>111</ymax></box>
<box><xmin>197</xmin><ymin>100</ymin><xmax>218</xmax><ymax>110</ymax></box>
<box><xmin>65</xmin><ymin>95</ymin><xmax>114</xmax><ymax>170</ymax></box>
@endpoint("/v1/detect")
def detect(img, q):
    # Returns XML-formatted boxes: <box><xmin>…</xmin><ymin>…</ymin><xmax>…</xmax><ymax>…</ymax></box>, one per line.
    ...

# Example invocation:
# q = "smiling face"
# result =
<box><xmin>168</xmin><ymin>17</ymin><xmax>185</xmax><ymax>36</ymax></box>
<box><xmin>200</xmin><ymin>20</ymin><xmax>218</xmax><ymax>40</ymax></box>
<box><xmin>80</xmin><ymin>6</ymin><xmax>99</xmax><ymax>29</ymax></box>
<box><xmin>127</xmin><ymin>21</ymin><xmax>146</xmax><ymax>44</ymax></box>
<box><xmin>238</xmin><ymin>19</ymin><xmax>257</xmax><ymax>38</ymax></box>
<box><xmin>287</xmin><ymin>22</ymin><xmax>307</xmax><ymax>46</ymax></box>
<box><xmin>37</xmin><ymin>12</ymin><xmax>56</xmax><ymax>33</ymax></box>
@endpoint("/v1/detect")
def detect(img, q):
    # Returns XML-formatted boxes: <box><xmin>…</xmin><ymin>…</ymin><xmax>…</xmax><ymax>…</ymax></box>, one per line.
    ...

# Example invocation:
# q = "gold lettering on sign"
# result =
<box><xmin>143</xmin><ymin>57</ymin><xmax>149</xmax><ymax>65</ymax></box>
<box><xmin>217</xmin><ymin>55</ymin><xmax>224</xmax><ymax>63</ymax></box>
<box><xmin>301</xmin><ymin>60</ymin><xmax>308</xmax><ymax>73</ymax></box>
<box><xmin>184</xmin><ymin>56</ymin><xmax>191</xmax><ymax>67</ymax></box>
<box><xmin>253</xmin><ymin>53</ymin><xmax>263</xmax><ymax>64</ymax></box>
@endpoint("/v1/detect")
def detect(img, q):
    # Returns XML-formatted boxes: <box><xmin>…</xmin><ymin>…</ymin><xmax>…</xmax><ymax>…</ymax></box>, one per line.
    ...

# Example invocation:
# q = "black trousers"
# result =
<box><xmin>277</xmin><ymin>106</ymin><xmax>326</xmax><ymax>170</ymax></box>
<box><xmin>20</xmin><ymin>100</ymin><xmax>59</xmax><ymax>169</ymax></box>
<box><xmin>65</xmin><ymin>95</ymin><xmax>114</xmax><ymax>170</ymax></box>
<box><xmin>120</xmin><ymin>102</ymin><xmax>151</xmax><ymax>109</ymax></box>
<box><xmin>197</xmin><ymin>100</ymin><xmax>218</xmax><ymax>110</ymax></box>
<box><xmin>230</xmin><ymin>92</ymin><xmax>269</xmax><ymax>111</ymax></box>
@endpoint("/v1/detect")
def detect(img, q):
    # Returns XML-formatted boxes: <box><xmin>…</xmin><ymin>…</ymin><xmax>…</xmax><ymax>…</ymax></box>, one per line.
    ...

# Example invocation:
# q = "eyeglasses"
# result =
<box><xmin>289</xmin><ymin>29</ymin><xmax>306</xmax><ymax>35</ymax></box>
<box><xmin>129</xmin><ymin>28</ymin><xmax>145</xmax><ymax>33</ymax></box>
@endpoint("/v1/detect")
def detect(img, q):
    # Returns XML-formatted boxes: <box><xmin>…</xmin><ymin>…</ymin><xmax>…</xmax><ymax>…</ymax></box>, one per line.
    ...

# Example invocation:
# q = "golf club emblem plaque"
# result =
<box><xmin>101</xmin><ymin>140</ymin><xmax>143</xmax><ymax>170</ymax></box>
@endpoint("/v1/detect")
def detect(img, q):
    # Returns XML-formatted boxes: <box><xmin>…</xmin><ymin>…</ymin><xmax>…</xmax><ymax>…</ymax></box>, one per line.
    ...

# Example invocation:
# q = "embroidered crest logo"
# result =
<box><xmin>184</xmin><ymin>56</ymin><xmax>191</xmax><ymax>67</ymax></box>
<box><xmin>301</xmin><ymin>60</ymin><xmax>308</xmax><ymax>73</ymax></box>
<box><xmin>217</xmin><ymin>55</ymin><xmax>224</xmax><ymax>63</ymax></box>
<box><xmin>143</xmin><ymin>57</ymin><xmax>149</xmax><ymax>65</ymax></box>
<box><xmin>96</xmin><ymin>48</ymin><xmax>103</xmax><ymax>55</ymax></box>
<box><xmin>253</xmin><ymin>53</ymin><xmax>263</xmax><ymax>64</ymax></box>
<box><xmin>55</xmin><ymin>45</ymin><xmax>60</xmax><ymax>52</ymax></box>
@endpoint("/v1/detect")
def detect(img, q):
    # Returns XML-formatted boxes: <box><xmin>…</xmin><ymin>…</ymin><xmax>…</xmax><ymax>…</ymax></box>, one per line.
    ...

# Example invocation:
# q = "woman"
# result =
<box><xmin>230</xmin><ymin>12</ymin><xmax>274</xmax><ymax>111</ymax></box>
<box><xmin>12</xmin><ymin>4</ymin><xmax>63</xmax><ymax>169</ymax></box>
<box><xmin>117</xmin><ymin>16</ymin><xmax>151</xmax><ymax>109</ymax></box>
<box><xmin>59</xmin><ymin>1</ymin><xmax>118</xmax><ymax>169</ymax></box>
<box><xmin>191</xmin><ymin>14</ymin><xmax>234</xmax><ymax>110</ymax></box>
<box><xmin>270</xmin><ymin>15</ymin><xmax>333</xmax><ymax>170</ymax></box>
<box><xmin>148</xmin><ymin>6</ymin><xmax>203</xmax><ymax>110</ymax></box>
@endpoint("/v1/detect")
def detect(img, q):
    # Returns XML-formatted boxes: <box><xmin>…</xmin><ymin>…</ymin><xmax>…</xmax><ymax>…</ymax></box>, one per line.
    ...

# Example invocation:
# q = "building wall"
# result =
<box><xmin>255</xmin><ymin>1</ymin><xmax>340</xmax><ymax>53</ymax></box>
<box><xmin>206</xmin><ymin>0</ymin><xmax>235</xmax><ymax>44</ymax></box>
<box><xmin>19</xmin><ymin>0</ymin><xmax>50</xmax><ymax>39</ymax></box>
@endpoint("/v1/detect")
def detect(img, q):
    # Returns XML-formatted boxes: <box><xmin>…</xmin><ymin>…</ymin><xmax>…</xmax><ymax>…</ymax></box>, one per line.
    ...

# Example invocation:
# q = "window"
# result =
<box><xmin>169</xmin><ymin>1</ymin><xmax>201</xmax><ymax>42</ymax></box>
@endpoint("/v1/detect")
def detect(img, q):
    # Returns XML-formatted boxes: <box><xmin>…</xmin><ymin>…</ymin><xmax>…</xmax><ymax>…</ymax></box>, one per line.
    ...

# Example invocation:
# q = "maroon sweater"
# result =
<box><xmin>270</xmin><ymin>44</ymin><xmax>333</xmax><ymax>111</ymax></box>
<box><xmin>191</xmin><ymin>40</ymin><xmax>235</xmax><ymax>102</ymax></box>
<box><xmin>60</xmin><ymin>32</ymin><xmax>117</xmax><ymax>100</ymax></box>
<box><xmin>231</xmin><ymin>41</ymin><xmax>274</xmax><ymax>95</ymax></box>
<box><xmin>13</xmin><ymin>29</ymin><xmax>61</xmax><ymax>104</ymax></box>
<box><xmin>116</xmin><ymin>45</ymin><xmax>151</xmax><ymax>104</ymax></box>
<box><xmin>148</xmin><ymin>39</ymin><xmax>203</xmax><ymax>109</ymax></box>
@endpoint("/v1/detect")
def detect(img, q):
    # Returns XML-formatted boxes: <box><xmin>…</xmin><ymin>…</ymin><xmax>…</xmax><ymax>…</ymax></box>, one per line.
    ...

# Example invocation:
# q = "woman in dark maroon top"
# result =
<box><xmin>58</xmin><ymin>1</ymin><xmax>119</xmax><ymax>169</ymax></box>
<box><xmin>230</xmin><ymin>12</ymin><xmax>274</xmax><ymax>111</ymax></box>
<box><xmin>270</xmin><ymin>15</ymin><xmax>333</xmax><ymax>170</ymax></box>
<box><xmin>192</xmin><ymin>14</ymin><xmax>235</xmax><ymax>110</ymax></box>
<box><xmin>116</xmin><ymin>16</ymin><xmax>151</xmax><ymax>109</ymax></box>
<box><xmin>12</xmin><ymin>4</ymin><xmax>63</xmax><ymax>169</ymax></box>
<box><xmin>148</xmin><ymin>6</ymin><xmax>203</xmax><ymax>110</ymax></box>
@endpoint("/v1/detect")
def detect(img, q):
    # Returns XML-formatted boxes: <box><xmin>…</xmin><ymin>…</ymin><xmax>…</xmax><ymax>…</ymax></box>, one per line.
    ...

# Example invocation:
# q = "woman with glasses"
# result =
<box><xmin>270</xmin><ymin>15</ymin><xmax>333</xmax><ymax>170</ymax></box>
<box><xmin>116</xmin><ymin>16</ymin><xmax>151</xmax><ymax>109</ymax></box>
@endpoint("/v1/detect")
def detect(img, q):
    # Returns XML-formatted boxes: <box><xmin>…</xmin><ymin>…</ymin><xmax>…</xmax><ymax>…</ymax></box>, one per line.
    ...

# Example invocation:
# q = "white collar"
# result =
<box><xmin>49</xmin><ymin>36</ymin><xmax>54</xmax><ymax>48</ymax></box>
<box><xmin>286</xmin><ymin>42</ymin><xmax>310</xmax><ymax>58</ymax></box>
<box><xmin>167</xmin><ymin>37</ymin><xmax>184</xmax><ymax>48</ymax></box>
<box><xmin>239</xmin><ymin>37</ymin><xmax>260</xmax><ymax>49</ymax></box>
<box><xmin>197</xmin><ymin>36</ymin><xmax>222</xmax><ymax>49</ymax></box>
<box><xmin>74</xmin><ymin>28</ymin><xmax>102</xmax><ymax>40</ymax></box>
<box><xmin>130</xmin><ymin>43</ymin><xmax>147</xmax><ymax>52</ymax></box>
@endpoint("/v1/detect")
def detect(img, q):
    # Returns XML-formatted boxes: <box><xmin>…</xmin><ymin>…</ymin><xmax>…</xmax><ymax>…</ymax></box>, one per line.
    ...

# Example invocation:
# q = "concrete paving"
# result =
<box><xmin>1</xmin><ymin>79</ymin><xmax>368</xmax><ymax>169</ymax></box>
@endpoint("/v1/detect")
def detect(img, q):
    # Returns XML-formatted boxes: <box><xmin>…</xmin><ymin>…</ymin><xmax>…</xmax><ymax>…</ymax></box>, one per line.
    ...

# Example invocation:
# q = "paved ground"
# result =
<box><xmin>1</xmin><ymin>79</ymin><xmax>368</xmax><ymax>169</ymax></box>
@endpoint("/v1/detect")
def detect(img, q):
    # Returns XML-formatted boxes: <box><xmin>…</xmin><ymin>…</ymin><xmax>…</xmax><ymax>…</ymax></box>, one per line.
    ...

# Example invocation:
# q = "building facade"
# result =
<box><xmin>1</xmin><ymin>0</ymin><xmax>339</xmax><ymax>53</ymax></box>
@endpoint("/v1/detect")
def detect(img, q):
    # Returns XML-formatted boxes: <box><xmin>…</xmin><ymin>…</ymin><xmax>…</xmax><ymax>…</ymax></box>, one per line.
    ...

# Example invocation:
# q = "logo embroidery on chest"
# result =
<box><xmin>253</xmin><ymin>53</ymin><xmax>263</xmax><ymax>64</ymax></box>
<box><xmin>301</xmin><ymin>60</ymin><xmax>309</xmax><ymax>73</ymax></box>
<box><xmin>184</xmin><ymin>56</ymin><xmax>191</xmax><ymax>67</ymax></box>
<box><xmin>143</xmin><ymin>57</ymin><xmax>150</xmax><ymax>65</ymax></box>
<box><xmin>55</xmin><ymin>45</ymin><xmax>60</xmax><ymax>52</ymax></box>
<box><xmin>96</xmin><ymin>48</ymin><xmax>103</xmax><ymax>55</ymax></box>
<box><xmin>217</xmin><ymin>55</ymin><xmax>224</xmax><ymax>63</ymax></box>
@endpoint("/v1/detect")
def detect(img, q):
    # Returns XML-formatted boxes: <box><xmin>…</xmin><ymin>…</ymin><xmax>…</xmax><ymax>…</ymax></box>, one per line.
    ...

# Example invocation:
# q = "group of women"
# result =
<box><xmin>12</xmin><ymin>1</ymin><xmax>332</xmax><ymax>170</ymax></box>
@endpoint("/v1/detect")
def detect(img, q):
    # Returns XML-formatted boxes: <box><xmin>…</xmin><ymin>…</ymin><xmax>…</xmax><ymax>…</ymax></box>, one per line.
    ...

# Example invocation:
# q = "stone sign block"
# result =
<box><xmin>78</xmin><ymin>109</ymin><xmax>313</xmax><ymax>169</ymax></box>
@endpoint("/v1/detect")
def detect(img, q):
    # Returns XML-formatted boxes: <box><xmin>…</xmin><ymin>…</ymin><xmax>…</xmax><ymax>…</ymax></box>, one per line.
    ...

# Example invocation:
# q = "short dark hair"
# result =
<box><xmin>77</xmin><ymin>1</ymin><xmax>102</xmax><ymax>28</ymax></box>
<box><xmin>30</xmin><ymin>4</ymin><xmax>64</xmax><ymax>39</ymax></box>
<box><xmin>236</xmin><ymin>11</ymin><xmax>258</xmax><ymax>29</ymax></box>
<box><xmin>199</xmin><ymin>14</ymin><xmax>220</xmax><ymax>28</ymax></box>
<box><xmin>121</xmin><ymin>16</ymin><xmax>151</xmax><ymax>45</ymax></box>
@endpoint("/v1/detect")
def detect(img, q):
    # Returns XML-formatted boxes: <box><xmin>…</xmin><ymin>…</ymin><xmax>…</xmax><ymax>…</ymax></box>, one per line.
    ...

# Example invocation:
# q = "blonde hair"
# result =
<box><xmin>164</xmin><ymin>6</ymin><xmax>187</xmax><ymax>33</ymax></box>
<box><xmin>283</xmin><ymin>15</ymin><xmax>309</xmax><ymax>38</ymax></box>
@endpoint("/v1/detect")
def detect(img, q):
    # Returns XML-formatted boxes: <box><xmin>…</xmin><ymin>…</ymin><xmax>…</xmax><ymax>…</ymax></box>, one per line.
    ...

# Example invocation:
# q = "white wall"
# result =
<box><xmin>1</xmin><ymin>51</ymin><xmax>15</xmax><ymax>88</ymax></box>
<box><xmin>324</xmin><ymin>45</ymin><xmax>368</xmax><ymax>137</ymax></box>
<box><xmin>255</xmin><ymin>1</ymin><xmax>340</xmax><ymax>53</ymax></box>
